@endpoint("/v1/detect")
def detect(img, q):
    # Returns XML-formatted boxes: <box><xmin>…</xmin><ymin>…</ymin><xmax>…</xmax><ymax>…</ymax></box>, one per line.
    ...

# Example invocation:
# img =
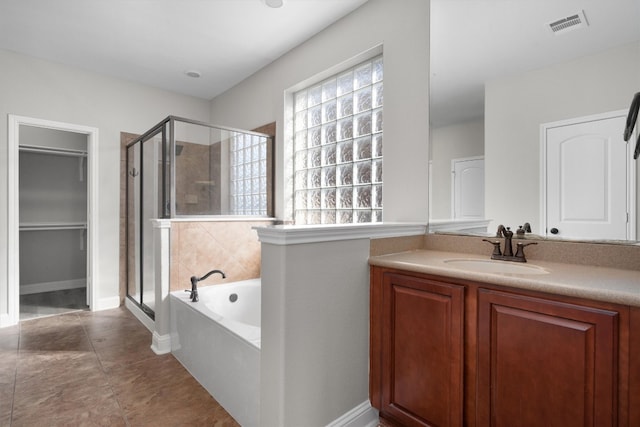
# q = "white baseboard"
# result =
<box><xmin>20</xmin><ymin>279</ymin><xmax>85</xmax><ymax>295</ymax></box>
<box><xmin>151</xmin><ymin>331</ymin><xmax>172</xmax><ymax>355</ymax></box>
<box><xmin>326</xmin><ymin>401</ymin><xmax>379</xmax><ymax>427</ymax></box>
<box><xmin>93</xmin><ymin>295</ymin><xmax>121</xmax><ymax>311</ymax></box>
<box><xmin>0</xmin><ymin>313</ymin><xmax>16</xmax><ymax>329</ymax></box>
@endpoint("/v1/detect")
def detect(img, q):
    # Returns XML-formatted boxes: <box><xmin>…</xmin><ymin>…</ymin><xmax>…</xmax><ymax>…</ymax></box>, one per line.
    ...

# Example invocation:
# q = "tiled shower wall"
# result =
<box><xmin>169</xmin><ymin>220</ymin><xmax>274</xmax><ymax>292</ymax></box>
<box><xmin>175</xmin><ymin>141</ymin><xmax>221</xmax><ymax>215</ymax></box>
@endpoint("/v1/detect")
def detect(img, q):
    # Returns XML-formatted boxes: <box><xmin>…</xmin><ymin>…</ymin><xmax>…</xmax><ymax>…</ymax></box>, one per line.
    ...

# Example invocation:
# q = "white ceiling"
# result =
<box><xmin>0</xmin><ymin>0</ymin><xmax>368</xmax><ymax>100</ymax></box>
<box><xmin>431</xmin><ymin>0</ymin><xmax>640</xmax><ymax>126</ymax></box>
<box><xmin>2</xmin><ymin>0</ymin><xmax>638</xmax><ymax>124</ymax></box>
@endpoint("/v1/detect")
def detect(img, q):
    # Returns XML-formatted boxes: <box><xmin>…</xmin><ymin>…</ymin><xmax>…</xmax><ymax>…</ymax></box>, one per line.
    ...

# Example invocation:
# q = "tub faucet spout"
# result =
<box><xmin>187</xmin><ymin>269</ymin><xmax>226</xmax><ymax>302</ymax></box>
<box><xmin>199</xmin><ymin>269</ymin><xmax>227</xmax><ymax>281</ymax></box>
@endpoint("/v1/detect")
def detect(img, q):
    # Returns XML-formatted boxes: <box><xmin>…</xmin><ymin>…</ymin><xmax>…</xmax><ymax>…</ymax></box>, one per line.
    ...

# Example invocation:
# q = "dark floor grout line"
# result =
<box><xmin>79</xmin><ymin>311</ymin><xmax>132</xmax><ymax>427</ymax></box>
<box><xmin>7</xmin><ymin>322</ymin><xmax>22</xmax><ymax>427</ymax></box>
<box><xmin>12</xmin><ymin>311</ymin><xmax>126</xmax><ymax>426</ymax></box>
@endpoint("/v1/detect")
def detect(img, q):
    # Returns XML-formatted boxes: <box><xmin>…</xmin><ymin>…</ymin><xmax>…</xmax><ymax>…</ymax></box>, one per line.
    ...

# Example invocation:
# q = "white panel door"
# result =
<box><xmin>545</xmin><ymin>115</ymin><xmax>628</xmax><ymax>240</ymax></box>
<box><xmin>452</xmin><ymin>157</ymin><xmax>484</xmax><ymax>219</ymax></box>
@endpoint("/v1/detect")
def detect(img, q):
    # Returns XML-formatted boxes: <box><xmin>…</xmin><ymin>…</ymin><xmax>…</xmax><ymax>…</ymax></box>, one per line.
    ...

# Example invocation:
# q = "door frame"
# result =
<box><xmin>540</xmin><ymin>109</ymin><xmax>636</xmax><ymax>240</ymax></box>
<box><xmin>6</xmin><ymin>115</ymin><xmax>99</xmax><ymax>326</ymax></box>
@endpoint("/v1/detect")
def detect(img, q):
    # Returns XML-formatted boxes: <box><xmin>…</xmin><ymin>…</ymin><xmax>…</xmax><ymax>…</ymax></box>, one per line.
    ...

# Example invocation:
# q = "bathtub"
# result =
<box><xmin>170</xmin><ymin>278</ymin><xmax>261</xmax><ymax>427</ymax></box>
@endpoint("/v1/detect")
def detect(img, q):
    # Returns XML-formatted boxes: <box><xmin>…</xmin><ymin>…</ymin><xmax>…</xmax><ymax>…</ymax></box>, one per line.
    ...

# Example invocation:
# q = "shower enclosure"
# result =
<box><xmin>126</xmin><ymin>116</ymin><xmax>272</xmax><ymax>318</ymax></box>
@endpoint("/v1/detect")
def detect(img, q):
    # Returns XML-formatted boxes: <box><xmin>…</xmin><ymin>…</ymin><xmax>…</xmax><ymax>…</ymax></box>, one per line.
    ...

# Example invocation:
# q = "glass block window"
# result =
<box><xmin>230</xmin><ymin>132</ymin><xmax>268</xmax><ymax>215</ymax></box>
<box><xmin>293</xmin><ymin>56</ymin><xmax>383</xmax><ymax>224</ymax></box>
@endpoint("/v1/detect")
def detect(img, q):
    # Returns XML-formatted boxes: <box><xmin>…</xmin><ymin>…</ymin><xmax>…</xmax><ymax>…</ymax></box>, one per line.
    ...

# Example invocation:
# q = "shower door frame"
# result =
<box><xmin>125</xmin><ymin>118</ymin><xmax>170</xmax><ymax>319</ymax></box>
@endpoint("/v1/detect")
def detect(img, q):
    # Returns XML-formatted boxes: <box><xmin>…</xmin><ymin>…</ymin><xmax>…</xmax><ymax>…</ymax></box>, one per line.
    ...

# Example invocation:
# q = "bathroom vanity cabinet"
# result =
<box><xmin>370</xmin><ymin>271</ymin><xmax>464</xmax><ymax>426</ymax></box>
<box><xmin>370</xmin><ymin>266</ymin><xmax>638</xmax><ymax>427</ymax></box>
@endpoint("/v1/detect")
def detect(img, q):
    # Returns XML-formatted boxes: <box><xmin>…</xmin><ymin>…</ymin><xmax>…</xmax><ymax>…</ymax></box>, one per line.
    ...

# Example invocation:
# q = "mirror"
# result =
<box><xmin>429</xmin><ymin>0</ymin><xmax>640</xmax><ymax>243</ymax></box>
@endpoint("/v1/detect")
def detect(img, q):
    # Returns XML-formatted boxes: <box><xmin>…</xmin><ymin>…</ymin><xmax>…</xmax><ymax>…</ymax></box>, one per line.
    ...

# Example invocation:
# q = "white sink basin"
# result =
<box><xmin>443</xmin><ymin>258</ymin><xmax>548</xmax><ymax>275</ymax></box>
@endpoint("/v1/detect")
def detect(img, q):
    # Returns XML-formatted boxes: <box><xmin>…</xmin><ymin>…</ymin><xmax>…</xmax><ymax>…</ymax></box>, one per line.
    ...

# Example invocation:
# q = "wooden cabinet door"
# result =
<box><xmin>380</xmin><ymin>273</ymin><xmax>464</xmax><ymax>427</ymax></box>
<box><xmin>630</xmin><ymin>307</ymin><xmax>640</xmax><ymax>426</ymax></box>
<box><xmin>477</xmin><ymin>288</ymin><xmax>618</xmax><ymax>427</ymax></box>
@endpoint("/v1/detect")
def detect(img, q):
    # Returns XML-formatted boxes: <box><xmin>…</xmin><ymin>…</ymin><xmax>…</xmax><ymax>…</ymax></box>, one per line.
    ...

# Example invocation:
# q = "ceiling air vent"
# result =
<box><xmin>548</xmin><ymin>10</ymin><xmax>588</xmax><ymax>34</ymax></box>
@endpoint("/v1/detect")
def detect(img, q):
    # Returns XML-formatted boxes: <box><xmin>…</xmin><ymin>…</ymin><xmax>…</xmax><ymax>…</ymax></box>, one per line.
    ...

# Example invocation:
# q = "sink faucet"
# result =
<box><xmin>497</xmin><ymin>225</ymin><xmax>514</xmax><ymax>256</ymax></box>
<box><xmin>516</xmin><ymin>222</ymin><xmax>532</xmax><ymax>238</ymax></box>
<box><xmin>187</xmin><ymin>269</ymin><xmax>226</xmax><ymax>302</ymax></box>
<box><xmin>483</xmin><ymin>225</ymin><xmax>537</xmax><ymax>263</ymax></box>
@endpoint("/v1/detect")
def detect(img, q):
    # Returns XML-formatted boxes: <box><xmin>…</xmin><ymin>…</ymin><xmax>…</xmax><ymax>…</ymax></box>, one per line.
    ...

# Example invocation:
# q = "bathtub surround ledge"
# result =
<box><xmin>255</xmin><ymin>222</ymin><xmax>427</xmax><ymax>245</ymax></box>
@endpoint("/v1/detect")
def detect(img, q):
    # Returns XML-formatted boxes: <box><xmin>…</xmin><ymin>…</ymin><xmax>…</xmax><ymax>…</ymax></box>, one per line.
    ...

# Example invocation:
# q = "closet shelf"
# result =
<box><xmin>20</xmin><ymin>222</ymin><xmax>87</xmax><ymax>231</ymax></box>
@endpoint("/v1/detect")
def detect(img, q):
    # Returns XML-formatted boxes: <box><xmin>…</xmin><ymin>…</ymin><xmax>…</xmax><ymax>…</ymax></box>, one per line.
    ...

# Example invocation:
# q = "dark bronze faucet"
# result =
<box><xmin>186</xmin><ymin>269</ymin><xmax>226</xmax><ymax>302</ymax></box>
<box><xmin>483</xmin><ymin>225</ymin><xmax>537</xmax><ymax>263</ymax></box>
<box><xmin>516</xmin><ymin>222</ymin><xmax>532</xmax><ymax>238</ymax></box>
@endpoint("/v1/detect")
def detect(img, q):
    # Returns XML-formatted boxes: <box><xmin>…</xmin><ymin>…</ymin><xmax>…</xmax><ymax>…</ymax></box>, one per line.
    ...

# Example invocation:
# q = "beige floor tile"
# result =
<box><xmin>1</xmin><ymin>307</ymin><xmax>239</xmax><ymax>426</ymax></box>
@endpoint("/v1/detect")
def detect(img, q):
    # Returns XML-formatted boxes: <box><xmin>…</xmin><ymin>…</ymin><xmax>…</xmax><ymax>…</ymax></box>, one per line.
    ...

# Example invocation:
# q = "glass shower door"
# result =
<box><xmin>126</xmin><ymin>126</ymin><xmax>166</xmax><ymax>318</ymax></box>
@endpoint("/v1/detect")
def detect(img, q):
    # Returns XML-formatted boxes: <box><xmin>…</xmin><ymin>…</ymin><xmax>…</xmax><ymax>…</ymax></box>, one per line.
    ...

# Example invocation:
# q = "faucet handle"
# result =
<box><xmin>482</xmin><ymin>239</ymin><xmax>502</xmax><ymax>257</ymax></box>
<box><xmin>515</xmin><ymin>242</ymin><xmax>537</xmax><ymax>262</ymax></box>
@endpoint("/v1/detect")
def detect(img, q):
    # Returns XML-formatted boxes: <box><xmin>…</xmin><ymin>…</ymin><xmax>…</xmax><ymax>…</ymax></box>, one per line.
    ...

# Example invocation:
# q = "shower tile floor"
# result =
<box><xmin>0</xmin><ymin>307</ymin><xmax>239</xmax><ymax>426</ymax></box>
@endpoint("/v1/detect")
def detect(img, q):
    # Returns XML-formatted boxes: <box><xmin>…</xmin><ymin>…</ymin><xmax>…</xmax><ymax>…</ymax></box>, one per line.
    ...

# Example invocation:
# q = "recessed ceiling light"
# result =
<box><xmin>264</xmin><ymin>0</ymin><xmax>284</xmax><ymax>8</ymax></box>
<box><xmin>185</xmin><ymin>70</ymin><xmax>201</xmax><ymax>78</ymax></box>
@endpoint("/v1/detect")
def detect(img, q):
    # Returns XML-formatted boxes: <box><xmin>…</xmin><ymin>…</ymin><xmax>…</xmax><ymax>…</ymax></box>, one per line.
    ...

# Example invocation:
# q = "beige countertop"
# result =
<box><xmin>369</xmin><ymin>249</ymin><xmax>640</xmax><ymax>307</ymax></box>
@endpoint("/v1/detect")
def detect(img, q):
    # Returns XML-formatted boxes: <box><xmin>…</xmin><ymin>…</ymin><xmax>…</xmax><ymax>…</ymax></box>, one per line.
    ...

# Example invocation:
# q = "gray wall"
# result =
<box><xmin>0</xmin><ymin>48</ymin><xmax>210</xmax><ymax>318</ymax></box>
<box><xmin>485</xmin><ymin>41</ymin><xmax>640</xmax><ymax>234</ymax></box>
<box><xmin>19</xmin><ymin>125</ymin><xmax>87</xmax><ymax>151</ymax></box>
<box><xmin>261</xmin><ymin>237</ymin><xmax>371</xmax><ymax>426</ymax></box>
<box><xmin>207</xmin><ymin>0</ymin><xmax>431</xmax><ymax>424</ymax></box>
<box><xmin>209</xmin><ymin>0</ymin><xmax>431</xmax><ymax>224</ymax></box>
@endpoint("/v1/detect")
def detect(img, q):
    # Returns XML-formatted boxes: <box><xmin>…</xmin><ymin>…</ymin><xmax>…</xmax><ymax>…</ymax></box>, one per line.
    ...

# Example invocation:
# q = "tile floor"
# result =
<box><xmin>19</xmin><ymin>288</ymin><xmax>88</xmax><ymax>321</ymax></box>
<box><xmin>0</xmin><ymin>307</ymin><xmax>239</xmax><ymax>426</ymax></box>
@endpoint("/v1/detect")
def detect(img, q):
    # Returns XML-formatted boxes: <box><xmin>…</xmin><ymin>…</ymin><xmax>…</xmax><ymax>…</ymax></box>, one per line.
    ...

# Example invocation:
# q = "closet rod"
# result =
<box><xmin>19</xmin><ymin>222</ymin><xmax>87</xmax><ymax>231</ymax></box>
<box><xmin>19</xmin><ymin>144</ymin><xmax>87</xmax><ymax>158</ymax></box>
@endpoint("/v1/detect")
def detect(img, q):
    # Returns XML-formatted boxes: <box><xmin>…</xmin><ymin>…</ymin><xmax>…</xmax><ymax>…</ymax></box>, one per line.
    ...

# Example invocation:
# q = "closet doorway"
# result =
<box><xmin>7</xmin><ymin>115</ymin><xmax>98</xmax><ymax>325</ymax></box>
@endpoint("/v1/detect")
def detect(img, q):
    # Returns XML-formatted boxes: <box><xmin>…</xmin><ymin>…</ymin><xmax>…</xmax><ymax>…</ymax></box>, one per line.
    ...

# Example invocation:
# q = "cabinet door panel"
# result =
<box><xmin>478</xmin><ymin>289</ymin><xmax>618</xmax><ymax>427</ymax></box>
<box><xmin>381</xmin><ymin>273</ymin><xmax>464</xmax><ymax>427</ymax></box>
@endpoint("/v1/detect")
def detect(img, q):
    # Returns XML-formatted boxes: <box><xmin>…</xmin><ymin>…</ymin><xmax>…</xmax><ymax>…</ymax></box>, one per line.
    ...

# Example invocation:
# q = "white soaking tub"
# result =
<box><xmin>170</xmin><ymin>278</ymin><xmax>260</xmax><ymax>427</ymax></box>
